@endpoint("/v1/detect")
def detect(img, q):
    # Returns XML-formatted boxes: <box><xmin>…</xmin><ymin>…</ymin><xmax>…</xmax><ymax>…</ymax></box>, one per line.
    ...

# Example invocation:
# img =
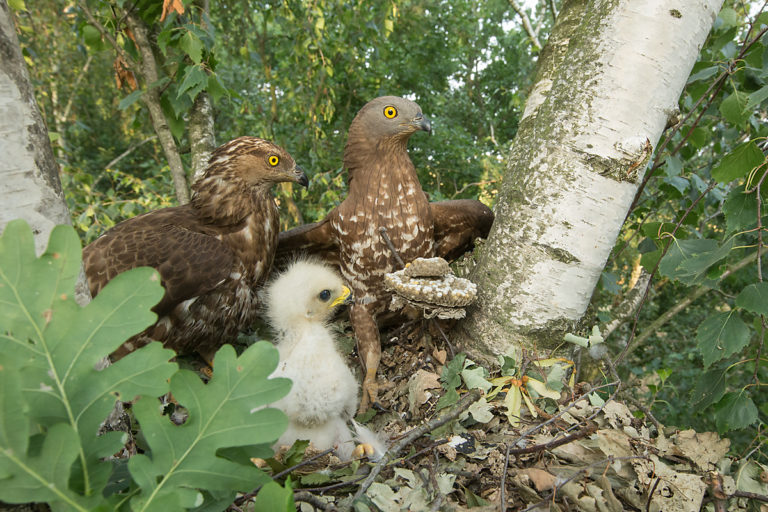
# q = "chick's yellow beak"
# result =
<box><xmin>330</xmin><ymin>286</ymin><xmax>352</xmax><ymax>308</ymax></box>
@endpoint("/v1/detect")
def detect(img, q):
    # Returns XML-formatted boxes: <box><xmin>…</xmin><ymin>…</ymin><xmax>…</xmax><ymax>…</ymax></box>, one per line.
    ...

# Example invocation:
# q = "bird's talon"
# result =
<box><xmin>352</xmin><ymin>443</ymin><xmax>376</xmax><ymax>459</ymax></box>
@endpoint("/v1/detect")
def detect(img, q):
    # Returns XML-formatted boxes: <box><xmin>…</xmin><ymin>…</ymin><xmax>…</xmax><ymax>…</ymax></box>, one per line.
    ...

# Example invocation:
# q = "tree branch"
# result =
<box><xmin>123</xmin><ymin>9</ymin><xmax>190</xmax><ymax>204</ymax></box>
<box><xmin>348</xmin><ymin>388</ymin><xmax>483</xmax><ymax>507</ymax></box>
<box><xmin>620</xmin><ymin>249</ymin><xmax>761</xmax><ymax>363</ymax></box>
<box><xmin>104</xmin><ymin>135</ymin><xmax>158</xmax><ymax>171</ymax></box>
<box><xmin>509</xmin><ymin>0</ymin><xmax>542</xmax><ymax>50</ymax></box>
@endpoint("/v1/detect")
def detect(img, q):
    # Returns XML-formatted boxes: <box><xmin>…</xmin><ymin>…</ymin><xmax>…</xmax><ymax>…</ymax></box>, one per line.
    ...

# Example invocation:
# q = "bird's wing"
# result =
<box><xmin>84</xmin><ymin>217</ymin><xmax>235</xmax><ymax>317</ymax></box>
<box><xmin>430</xmin><ymin>199</ymin><xmax>494</xmax><ymax>261</ymax></box>
<box><xmin>275</xmin><ymin>217</ymin><xmax>340</xmax><ymax>267</ymax></box>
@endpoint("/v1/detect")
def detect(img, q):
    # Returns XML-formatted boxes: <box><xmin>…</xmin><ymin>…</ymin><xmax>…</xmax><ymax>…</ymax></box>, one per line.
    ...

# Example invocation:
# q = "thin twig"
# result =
<box><xmin>104</xmin><ymin>136</ymin><xmax>158</xmax><ymax>171</ymax></box>
<box><xmin>77</xmin><ymin>2</ymin><xmax>138</xmax><ymax>69</ymax></box>
<box><xmin>615</xmin><ymin>181</ymin><xmax>717</xmax><ymax>367</ymax></box>
<box><xmin>299</xmin><ymin>475</ymin><xmax>367</xmax><ymax>493</ymax></box>
<box><xmin>348</xmin><ymin>388</ymin><xmax>484</xmax><ymax>506</ymax></box>
<box><xmin>731</xmin><ymin>489</ymin><xmax>768</xmax><ymax>503</ymax></box>
<box><xmin>518</xmin><ymin>456</ymin><xmax>651</xmax><ymax>512</ymax></box>
<box><xmin>235</xmin><ymin>448</ymin><xmax>335</xmax><ymax>506</ymax></box>
<box><xmin>379</xmin><ymin>227</ymin><xmax>405</xmax><ymax>269</ymax></box>
<box><xmin>507</xmin><ymin>421</ymin><xmax>598</xmax><ymax>456</ymax></box>
<box><xmin>294</xmin><ymin>491</ymin><xmax>337</xmax><ymax>511</ymax></box>
<box><xmin>622</xmin><ymin>249</ymin><xmax>760</xmax><ymax>363</ymax></box>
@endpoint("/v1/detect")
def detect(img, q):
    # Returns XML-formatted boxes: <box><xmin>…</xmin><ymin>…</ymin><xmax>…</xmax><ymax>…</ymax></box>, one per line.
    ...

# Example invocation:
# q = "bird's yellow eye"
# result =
<box><xmin>383</xmin><ymin>106</ymin><xmax>398</xmax><ymax>119</ymax></box>
<box><xmin>268</xmin><ymin>155</ymin><xmax>279</xmax><ymax>166</ymax></box>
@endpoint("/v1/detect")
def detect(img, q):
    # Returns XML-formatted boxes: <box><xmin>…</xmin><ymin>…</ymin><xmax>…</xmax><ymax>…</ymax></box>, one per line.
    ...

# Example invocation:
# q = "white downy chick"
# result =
<box><xmin>265</xmin><ymin>259</ymin><xmax>386</xmax><ymax>460</ymax></box>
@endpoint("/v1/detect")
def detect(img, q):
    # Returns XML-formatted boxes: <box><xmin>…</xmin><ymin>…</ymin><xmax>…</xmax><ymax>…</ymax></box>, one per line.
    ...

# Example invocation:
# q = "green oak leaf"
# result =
<box><xmin>127</xmin><ymin>342</ymin><xmax>291</xmax><ymax>511</ymax></box>
<box><xmin>0</xmin><ymin>220</ymin><xmax>175</xmax><ymax>506</ymax></box>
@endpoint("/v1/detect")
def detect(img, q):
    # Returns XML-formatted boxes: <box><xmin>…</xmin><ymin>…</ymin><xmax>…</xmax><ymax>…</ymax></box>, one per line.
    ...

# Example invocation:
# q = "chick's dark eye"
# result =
<box><xmin>319</xmin><ymin>289</ymin><xmax>331</xmax><ymax>302</ymax></box>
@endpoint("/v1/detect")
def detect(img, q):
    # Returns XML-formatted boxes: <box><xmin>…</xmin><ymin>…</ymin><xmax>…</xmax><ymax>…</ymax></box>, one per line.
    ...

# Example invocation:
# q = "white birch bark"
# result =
<box><xmin>0</xmin><ymin>0</ymin><xmax>90</xmax><ymax>305</ymax></box>
<box><xmin>458</xmin><ymin>0</ymin><xmax>723</xmax><ymax>359</ymax></box>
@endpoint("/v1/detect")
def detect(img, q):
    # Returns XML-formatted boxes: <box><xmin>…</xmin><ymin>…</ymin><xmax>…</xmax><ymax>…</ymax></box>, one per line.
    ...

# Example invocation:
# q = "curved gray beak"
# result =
<box><xmin>413</xmin><ymin>114</ymin><xmax>432</xmax><ymax>134</ymax></box>
<box><xmin>293</xmin><ymin>165</ymin><xmax>309</xmax><ymax>188</ymax></box>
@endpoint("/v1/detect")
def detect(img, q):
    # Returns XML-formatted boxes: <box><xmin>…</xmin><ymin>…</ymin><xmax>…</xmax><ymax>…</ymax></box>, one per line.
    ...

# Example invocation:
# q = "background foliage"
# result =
<box><xmin>11</xmin><ymin>0</ymin><xmax>768</xmax><ymax>473</ymax></box>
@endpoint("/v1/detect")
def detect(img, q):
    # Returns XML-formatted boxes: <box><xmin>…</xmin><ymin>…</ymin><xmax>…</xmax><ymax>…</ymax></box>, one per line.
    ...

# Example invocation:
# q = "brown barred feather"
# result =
<box><xmin>83</xmin><ymin>136</ymin><xmax>307</xmax><ymax>359</ymax></box>
<box><xmin>276</xmin><ymin>97</ymin><xmax>494</xmax><ymax>411</ymax></box>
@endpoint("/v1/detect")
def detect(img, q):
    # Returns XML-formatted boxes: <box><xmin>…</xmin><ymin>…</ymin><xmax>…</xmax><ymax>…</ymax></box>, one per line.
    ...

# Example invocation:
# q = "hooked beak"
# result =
<box><xmin>330</xmin><ymin>286</ymin><xmax>352</xmax><ymax>308</ymax></box>
<box><xmin>292</xmin><ymin>165</ymin><xmax>309</xmax><ymax>188</ymax></box>
<box><xmin>412</xmin><ymin>114</ymin><xmax>432</xmax><ymax>134</ymax></box>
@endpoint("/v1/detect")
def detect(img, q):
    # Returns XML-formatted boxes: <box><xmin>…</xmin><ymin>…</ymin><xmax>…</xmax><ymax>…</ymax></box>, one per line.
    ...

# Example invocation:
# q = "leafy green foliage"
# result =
<box><xmin>127</xmin><ymin>343</ymin><xmax>290</xmax><ymax>510</ymax></box>
<box><xmin>696</xmin><ymin>311</ymin><xmax>750</xmax><ymax>367</ymax></box>
<box><xmin>602</xmin><ymin>2</ymin><xmax>768</xmax><ymax>454</ymax></box>
<box><xmin>0</xmin><ymin>221</ymin><xmax>293</xmax><ymax>510</ymax></box>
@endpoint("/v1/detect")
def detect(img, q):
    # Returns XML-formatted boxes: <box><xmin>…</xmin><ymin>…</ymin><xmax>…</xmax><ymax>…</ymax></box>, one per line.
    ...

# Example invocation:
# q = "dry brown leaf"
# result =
<box><xmin>432</xmin><ymin>347</ymin><xmax>447</xmax><ymax>365</ymax></box>
<box><xmin>601</xmin><ymin>401</ymin><xmax>633</xmax><ymax>429</ymax></box>
<box><xmin>113</xmin><ymin>56</ymin><xmax>137</xmax><ymax>91</ymax></box>
<box><xmin>518</xmin><ymin>468</ymin><xmax>556</xmax><ymax>491</ymax></box>
<box><xmin>672</xmin><ymin>430</ymin><xmax>730</xmax><ymax>472</ymax></box>
<box><xmin>407</xmin><ymin>369</ymin><xmax>441</xmax><ymax>416</ymax></box>
<box><xmin>160</xmin><ymin>0</ymin><xmax>184</xmax><ymax>21</ymax></box>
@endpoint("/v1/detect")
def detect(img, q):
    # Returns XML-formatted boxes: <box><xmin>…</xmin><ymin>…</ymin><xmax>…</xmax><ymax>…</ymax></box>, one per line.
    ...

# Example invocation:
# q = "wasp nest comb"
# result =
<box><xmin>384</xmin><ymin>257</ymin><xmax>478</xmax><ymax>319</ymax></box>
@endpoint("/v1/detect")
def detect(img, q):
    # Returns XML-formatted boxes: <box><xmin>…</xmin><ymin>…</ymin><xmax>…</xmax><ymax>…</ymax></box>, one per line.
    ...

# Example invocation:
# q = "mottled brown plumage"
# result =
<box><xmin>84</xmin><ymin>136</ymin><xmax>308</xmax><ymax>359</ymax></box>
<box><xmin>277</xmin><ymin>97</ymin><xmax>493</xmax><ymax>410</ymax></box>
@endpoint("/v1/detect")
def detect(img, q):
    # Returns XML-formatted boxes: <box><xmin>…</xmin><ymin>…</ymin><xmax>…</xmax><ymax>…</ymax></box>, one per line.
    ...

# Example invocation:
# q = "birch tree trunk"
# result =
<box><xmin>457</xmin><ymin>0</ymin><xmax>723</xmax><ymax>360</ymax></box>
<box><xmin>0</xmin><ymin>0</ymin><xmax>90</xmax><ymax>305</ymax></box>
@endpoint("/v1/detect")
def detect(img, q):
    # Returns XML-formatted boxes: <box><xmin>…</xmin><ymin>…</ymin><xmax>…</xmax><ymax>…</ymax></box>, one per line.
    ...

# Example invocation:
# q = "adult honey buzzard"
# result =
<box><xmin>83</xmin><ymin>136</ymin><xmax>308</xmax><ymax>360</ymax></box>
<box><xmin>276</xmin><ymin>96</ymin><xmax>494</xmax><ymax>410</ymax></box>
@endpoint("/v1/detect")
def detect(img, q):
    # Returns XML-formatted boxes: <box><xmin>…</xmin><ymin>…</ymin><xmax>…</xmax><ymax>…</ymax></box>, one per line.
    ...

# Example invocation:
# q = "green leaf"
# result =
<box><xmin>177</xmin><ymin>65</ymin><xmax>208</xmax><ymax>101</ymax></box>
<box><xmin>718</xmin><ymin>90</ymin><xmax>749</xmax><ymax>126</ymax></box>
<box><xmin>82</xmin><ymin>25</ymin><xmax>102</xmax><ymax>48</ymax></box>
<box><xmin>696</xmin><ymin>311</ymin><xmax>750</xmax><ymax>367</ymax></box>
<box><xmin>686</xmin><ymin>65</ymin><xmax>719</xmax><ymax>84</ymax></box>
<box><xmin>461</xmin><ymin>359</ymin><xmax>492</xmax><ymax>393</ymax></box>
<box><xmin>723</xmin><ymin>187</ymin><xmax>757</xmax><ymax>233</ymax></box>
<box><xmin>639</xmin><ymin>248</ymin><xmax>662</xmax><ymax>270</ymax></box>
<box><xmin>545</xmin><ymin>364</ymin><xmax>566</xmax><ymax>392</ymax></box>
<box><xmin>714</xmin><ymin>391</ymin><xmax>758</xmax><ymax>433</ymax></box>
<box><xmin>180</xmin><ymin>30</ymin><xmax>204</xmax><ymax>64</ymax></box>
<box><xmin>711</xmin><ymin>141</ymin><xmax>765</xmax><ymax>183</ymax></box>
<box><xmin>435</xmin><ymin>386</ymin><xmax>459</xmax><ymax>411</ymax></box>
<box><xmin>0</xmin><ymin>423</ymin><xmax>89</xmax><ymax>509</ymax></box>
<box><xmin>118</xmin><ymin>90</ymin><xmax>143</xmax><ymax>110</ymax></box>
<box><xmin>735</xmin><ymin>282</ymin><xmax>768</xmax><ymax>315</ymax></box>
<box><xmin>7</xmin><ymin>0</ymin><xmax>26</xmax><ymax>10</ymax></box>
<box><xmin>692</xmin><ymin>367</ymin><xmax>727</xmax><ymax>408</ymax></box>
<box><xmin>127</xmin><ymin>343</ymin><xmax>290</xmax><ymax>508</ymax></box>
<box><xmin>206</xmin><ymin>73</ymin><xmax>229</xmax><ymax>103</ymax></box>
<box><xmin>440</xmin><ymin>353</ymin><xmax>466</xmax><ymax>390</ymax></box>
<box><xmin>0</xmin><ymin>221</ymin><xmax>174</xmax><ymax>507</ymax></box>
<box><xmin>745</xmin><ymin>84</ymin><xmax>768</xmax><ymax>110</ymax></box>
<box><xmin>659</xmin><ymin>237</ymin><xmax>734</xmax><ymax>285</ymax></box>
<box><xmin>600</xmin><ymin>271</ymin><xmax>620</xmax><ymax>294</ymax></box>
<box><xmin>718</xmin><ymin>7</ymin><xmax>740</xmax><ymax>28</ymax></box>
<box><xmin>640</xmin><ymin>222</ymin><xmax>677</xmax><ymax>239</ymax></box>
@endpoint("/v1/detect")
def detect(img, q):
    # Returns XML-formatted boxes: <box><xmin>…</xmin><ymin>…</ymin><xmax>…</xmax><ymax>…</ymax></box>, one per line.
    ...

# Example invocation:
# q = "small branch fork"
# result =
<box><xmin>348</xmin><ymin>388</ymin><xmax>484</xmax><ymax>508</ymax></box>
